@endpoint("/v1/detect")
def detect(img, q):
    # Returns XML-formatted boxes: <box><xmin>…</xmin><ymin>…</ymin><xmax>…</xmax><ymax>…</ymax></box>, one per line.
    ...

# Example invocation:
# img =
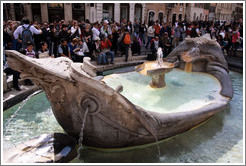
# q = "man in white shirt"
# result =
<box><xmin>13</xmin><ymin>18</ymin><xmax>42</xmax><ymax>49</ymax></box>
<box><xmin>145</xmin><ymin>24</ymin><xmax>155</xmax><ymax>48</ymax></box>
<box><xmin>92</xmin><ymin>22</ymin><xmax>100</xmax><ymax>41</ymax></box>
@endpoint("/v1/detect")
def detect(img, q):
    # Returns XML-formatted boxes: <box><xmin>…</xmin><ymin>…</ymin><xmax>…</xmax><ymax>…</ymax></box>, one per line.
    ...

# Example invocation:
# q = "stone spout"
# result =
<box><xmin>136</xmin><ymin>60</ymin><xmax>178</xmax><ymax>88</ymax></box>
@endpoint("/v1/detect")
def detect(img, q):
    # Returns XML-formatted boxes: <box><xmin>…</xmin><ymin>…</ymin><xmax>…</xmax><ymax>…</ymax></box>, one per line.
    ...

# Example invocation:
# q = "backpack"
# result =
<box><xmin>123</xmin><ymin>33</ymin><xmax>131</xmax><ymax>45</ymax></box>
<box><xmin>22</xmin><ymin>25</ymin><xmax>33</xmax><ymax>45</ymax></box>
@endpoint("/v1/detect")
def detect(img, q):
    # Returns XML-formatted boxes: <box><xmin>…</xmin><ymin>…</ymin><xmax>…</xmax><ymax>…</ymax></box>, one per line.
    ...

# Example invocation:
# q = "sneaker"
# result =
<box><xmin>14</xmin><ymin>86</ymin><xmax>21</xmax><ymax>91</ymax></box>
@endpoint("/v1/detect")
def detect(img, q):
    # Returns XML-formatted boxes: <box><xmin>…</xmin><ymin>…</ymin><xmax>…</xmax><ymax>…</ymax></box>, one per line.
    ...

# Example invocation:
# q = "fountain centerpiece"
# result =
<box><xmin>136</xmin><ymin>48</ymin><xmax>178</xmax><ymax>88</ymax></box>
<box><xmin>5</xmin><ymin>34</ymin><xmax>233</xmax><ymax>149</ymax></box>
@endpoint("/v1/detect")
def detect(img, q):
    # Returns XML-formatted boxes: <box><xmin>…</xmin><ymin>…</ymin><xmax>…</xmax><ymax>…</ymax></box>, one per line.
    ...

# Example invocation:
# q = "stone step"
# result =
<box><xmin>3</xmin><ymin>85</ymin><xmax>41</xmax><ymax>111</ymax></box>
<box><xmin>236</xmin><ymin>49</ymin><xmax>243</xmax><ymax>58</ymax></box>
<box><xmin>4</xmin><ymin>75</ymin><xmax>27</xmax><ymax>93</ymax></box>
<box><xmin>113</xmin><ymin>55</ymin><xmax>147</xmax><ymax>62</ymax></box>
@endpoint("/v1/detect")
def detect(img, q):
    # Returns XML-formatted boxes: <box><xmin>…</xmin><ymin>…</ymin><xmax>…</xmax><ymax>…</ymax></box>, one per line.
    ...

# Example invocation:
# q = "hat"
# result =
<box><xmin>104</xmin><ymin>20</ymin><xmax>109</xmax><ymax>24</ymax></box>
<box><xmin>95</xmin><ymin>37</ymin><xmax>100</xmax><ymax>41</ymax></box>
<box><xmin>164</xmin><ymin>32</ymin><xmax>168</xmax><ymax>35</ymax></box>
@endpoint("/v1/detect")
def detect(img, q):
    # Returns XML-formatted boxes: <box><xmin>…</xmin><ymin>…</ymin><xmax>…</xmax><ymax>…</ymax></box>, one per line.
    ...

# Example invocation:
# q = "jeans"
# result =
<box><xmin>98</xmin><ymin>53</ymin><xmax>107</xmax><ymax>64</ymax></box>
<box><xmin>139</xmin><ymin>33</ymin><xmax>146</xmax><ymax>45</ymax></box>
<box><xmin>231</xmin><ymin>42</ymin><xmax>238</xmax><ymax>56</ymax></box>
<box><xmin>105</xmin><ymin>51</ymin><xmax>114</xmax><ymax>64</ymax></box>
<box><xmin>134</xmin><ymin>32</ymin><xmax>139</xmax><ymax>38</ymax></box>
<box><xmin>125</xmin><ymin>44</ymin><xmax>130</xmax><ymax>62</ymax></box>
<box><xmin>145</xmin><ymin>36</ymin><xmax>153</xmax><ymax>48</ymax></box>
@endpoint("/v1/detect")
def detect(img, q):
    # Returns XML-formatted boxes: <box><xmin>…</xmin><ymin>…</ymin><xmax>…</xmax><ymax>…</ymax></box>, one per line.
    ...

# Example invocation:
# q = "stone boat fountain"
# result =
<box><xmin>5</xmin><ymin>34</ymin><xmax>233</xmax><ymax>148</ymax></box>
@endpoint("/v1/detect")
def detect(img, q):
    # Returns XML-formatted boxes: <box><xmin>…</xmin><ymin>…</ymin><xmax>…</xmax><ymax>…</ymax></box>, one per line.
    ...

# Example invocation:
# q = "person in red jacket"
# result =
<box><xmin>154</xmin><ymin>20</ymin><xmax>161</xmax><ymax>37</ymax></box>
<box><xmin>101</xmin><ymin>36</ymin><xmax>115</xmax><ymax>64</ymax></box>
<box><xmin>231</xmin><ymin>27</ymin><xmax>240</xmax><ymax>57</ymax></box>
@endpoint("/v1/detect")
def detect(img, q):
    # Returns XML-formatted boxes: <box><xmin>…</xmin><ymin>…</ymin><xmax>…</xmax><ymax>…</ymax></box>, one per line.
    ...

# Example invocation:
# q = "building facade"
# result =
<box><xmin>145</xmin><ymin>3</ymin><xmax>166</xmax><ymax>25</ymax></box>
<box><xmin>215</xmin><ymin>3</ymin><xmax>234</xmax><ymax>21</ymax></box>
<box><xmin>165</xmin><ymin>3</ymin><xmax>186</xmax><ymax>24</ymax></box>
<box><xmin>185</xmin><ymin>3</ymin><xmax>208</xmax><ymax>21</ymax></box>
<box><xmin>3</xmin><ymin>3</ymin><xmax>243</xmax><ymax>24</ymax></box>
<box><xmin>3</xmin><ymin>3</ymin><xmax>146</xmax><ymax>23</ymax></box>
<box><xmin>208</xmin><ymin>3</ymin><xmax>216</xmax><ymax>21</ymax></box>
<box><xmin>232</xmin><ymin>3</ymin><xmax>243</xmax><ymax>22</ymax></box>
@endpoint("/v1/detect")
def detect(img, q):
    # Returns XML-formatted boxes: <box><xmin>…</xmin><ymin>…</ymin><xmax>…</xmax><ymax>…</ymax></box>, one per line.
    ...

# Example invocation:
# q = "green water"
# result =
<box><xmin>2</xmin><ymin>70</ymin><xmax>243</xmax><ymax>163</ymax></box>
<box><xmin>3</xmin><ymin>92</ymin><xmax>64</xmax><ymax>151</ymax></box>
<box><xmin>102</xmin><ymin>69</ymin><xmax>226</xmax><ymax>113</ymax></box>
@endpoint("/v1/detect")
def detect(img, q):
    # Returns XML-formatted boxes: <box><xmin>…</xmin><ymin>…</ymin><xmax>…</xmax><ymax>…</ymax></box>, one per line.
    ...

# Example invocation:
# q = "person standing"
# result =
<box><xmin>190</xmin><ymin>22</ymin><xmax>199</xmax><ymax>38</ymax></box>
<box><xmin>172</xmin><ymin>23</ymin><xmax>183</xmax><ymax>48</ymax></box>
<box><xmin>154</xmin><ymin>20</ymin><xmax>161</xmax><ymax>37</ymax></box>
<box><xmin>59</xmin><ymin>24</ymin><xmax>71</xmax><ymax>43</ymax></box>
<box><xmin>100</xmin><ymin>20</ymin><xmax>112</xmax><ymax>39</ymax></box>
<box><xmin>13</xmin><ymin>18</ymin><xmax>42</xmax><ymax>49</ymax></box>
<box><xmin>123</xmin><ymin>29</ymin><xmax>131</xmax><ymax>62</ymax></box>
<box><xmin>70</xmin><ymin>21</ymin><xmax>81</xmax><ymax>40</ymax></box>
<box><xmin>231</xmin><ymin>27</ymin><xmax>240</xmax><ymax>57</ymax></box>
<box><xmin>111</xmin><ymin>26</ymin><xmax>119</xmax><ymax>55</ymax></box>
<box><xmin>83</xmin><ymin>23</ymin><xmax>93</xmax><ymax>55</ymax></box>
<box><xmin>139</xmin><ymin>21</ymin><xmax>147</xmax><ymax>46</ymax></box>
<box><xmin>92</xmin><ymin>22</ymin><xmax>100</xmax><ymax>41</ymax></box>
<box><xmin>133</xmin><ymin>19</ymin><xmax>140</xmax><ymax>38</ymax></box>
<box><xmin>145</xmin><ymin>24</ymin><xmax>155</xmax><ymax>49</ymax></box>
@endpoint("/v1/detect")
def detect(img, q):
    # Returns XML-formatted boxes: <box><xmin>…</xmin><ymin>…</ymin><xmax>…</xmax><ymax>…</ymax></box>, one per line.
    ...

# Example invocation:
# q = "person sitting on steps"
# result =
<box><xmin>92</xmin><ymin>37</ymin><xmax>107</xmax><ymax>65</ymax></box>
<box><xmin>100</xmin><ymin>36</ymin><xmax>114</xmax><ymax>64</ymax></box>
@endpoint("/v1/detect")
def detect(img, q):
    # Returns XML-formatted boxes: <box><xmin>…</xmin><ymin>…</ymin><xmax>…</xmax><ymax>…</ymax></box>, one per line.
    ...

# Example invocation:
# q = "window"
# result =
<box><xmin>120</xmin><ymin>4</ymin><xmax>129</xmax><ymax>21</ymax></box>
<box><xmin>135</xmin><ymin>4</ymin><xmax>142</xmax><ymax>22</ymax></box>
<box><xmin>103</xmin><ymin>3</ymin><xmax>114</xmax><ymax>22</ymax></box>
<box><xmin>48</xmin><ymin>3</ymin><xmax>64</xmax><ymax>8</ymax></box>
<box><xmin>73</xmin><ymin>3</ymin><xmax>84</xmax><ymax>10</ymax></box>
<box><xmin>158</xmin><ymin>12</ymin><xmax>164</xmax><ymax>23</ymax></box>
<box><xmin>73</xmin><ymin>3</ymin><xmax>85</xmax><ymax>21</ymax></box>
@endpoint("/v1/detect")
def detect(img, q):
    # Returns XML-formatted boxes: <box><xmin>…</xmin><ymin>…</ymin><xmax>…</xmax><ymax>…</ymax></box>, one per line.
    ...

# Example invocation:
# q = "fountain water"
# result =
<box><xmin>4</xmin><ymin>90</ymin><xmax>42</xmax><ymax>136</ymax></box>
<box><xmin>77</xmin><ymin>106</ymin><xmax>89</xmax><ymax>160</ymax></box>
<box><xmin>135</xmin><ymin>47</ymin><xmax>177</xmax><ymax>88</ymax></box>
<box><xmin>156</xmin><ymin>48</ymin><xmax>163</xmax><ymax>66</ymax></box>
<box><xmin>182</xmin><ymin>47</ymin><xmax>200</xmax><ymax>72</ymax></box>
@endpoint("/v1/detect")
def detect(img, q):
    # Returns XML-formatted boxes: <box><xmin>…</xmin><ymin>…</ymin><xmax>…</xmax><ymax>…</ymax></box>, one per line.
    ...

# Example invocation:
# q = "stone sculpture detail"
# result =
<box><xmin>5</xmin><ymin>34</ymin><xmax>233</xmax><ymax>148</ymax></box>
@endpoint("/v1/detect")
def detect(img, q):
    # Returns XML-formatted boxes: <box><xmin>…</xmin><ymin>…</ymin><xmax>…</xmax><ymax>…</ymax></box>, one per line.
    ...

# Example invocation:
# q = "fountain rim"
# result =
<box><xmin>101</xmin><ymin>68</ymin><xmax>230</xmax><ymax>115</ymax></box>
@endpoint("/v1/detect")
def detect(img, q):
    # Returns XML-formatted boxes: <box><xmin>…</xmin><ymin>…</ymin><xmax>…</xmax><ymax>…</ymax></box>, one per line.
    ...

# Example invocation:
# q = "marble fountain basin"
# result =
<box><xmin>5</xmin><ymin>34</ymin><xmax>233</xmax><ymax>148</ymax></box>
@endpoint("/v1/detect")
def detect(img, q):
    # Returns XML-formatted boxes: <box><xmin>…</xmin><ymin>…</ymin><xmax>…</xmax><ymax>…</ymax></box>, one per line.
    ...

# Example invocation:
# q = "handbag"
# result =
<box><xmin>76</xmin><ymin>50</ymin><xmax>84</xmax><ymax>56</ymax></box>
<box><xmin>237</xmin><ymin>37</ymin><xmax>242</xmax><ymax>44</ymax></box>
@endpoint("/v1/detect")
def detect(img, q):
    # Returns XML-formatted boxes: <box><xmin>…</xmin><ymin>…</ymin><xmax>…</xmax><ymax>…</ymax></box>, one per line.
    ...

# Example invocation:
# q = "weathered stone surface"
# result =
<box><xmin>5</xmin><ymin>34</ymin><xmax>232</xmax><ymax>149</ymax></box>
<box><xmin>166</xmin><ymin>34</ymin><xmax>233</xmax><ymax>98</ymax></box>
<box><xmin>3</xmin><ymin>73</ymin><xmax>8</xmax><ymax>93</ymax></box>
<box><xmin>3</xmin><ymin>133</ymin><xmax>77</xmax><ymax>163</ymax></box>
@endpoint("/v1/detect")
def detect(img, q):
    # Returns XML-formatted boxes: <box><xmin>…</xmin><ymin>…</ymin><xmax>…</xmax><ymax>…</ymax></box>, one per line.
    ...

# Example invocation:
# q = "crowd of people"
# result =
<box><xmin>3</xmin><ymin>17</ymin><xmax>243</xmax><ymax>91</ymax></box>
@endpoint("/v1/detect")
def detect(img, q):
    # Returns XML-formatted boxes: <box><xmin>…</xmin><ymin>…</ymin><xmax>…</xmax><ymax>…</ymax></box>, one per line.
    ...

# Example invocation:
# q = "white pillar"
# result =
<box><xmin>129</xmin><ymin>3</ymin><xmax>135</xmax><ymax>23</ymax></box>
<box><xmin>90</xmin><ymin>5</ymin><xmax>96</xmax><ymax>22</ymax></box>
<box><xmin>96</xmin><ymin>3</ymin><xmax>103</xmax><ymax>22</ymax></box>
<box><xmin>85</xmin><ymin>3</ymin><xmax>90</xmax><ymax>21</ymax></box>
<box><xmin>142</xmin><ymin>3</ymin><xmax>146</xmax><ymax>23</ymax></box>
<box><xmin>114</xmin><ymin>3</ymin><xmax>120</xmax><ymax>23</ymax></box>
<box><xmin>40</xmin><ymin>4</ymin><xmax>48</xmax><ymax>22</ymax></box>
<box><xmin>26</xmin><ymin>4</ymin><xmax>33</xmax><ymax>21</ymax></box>
<box><xmin>64</xmin><ymin>3</ymin><xmax>72</xmax><ymax>21</ymax></box>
